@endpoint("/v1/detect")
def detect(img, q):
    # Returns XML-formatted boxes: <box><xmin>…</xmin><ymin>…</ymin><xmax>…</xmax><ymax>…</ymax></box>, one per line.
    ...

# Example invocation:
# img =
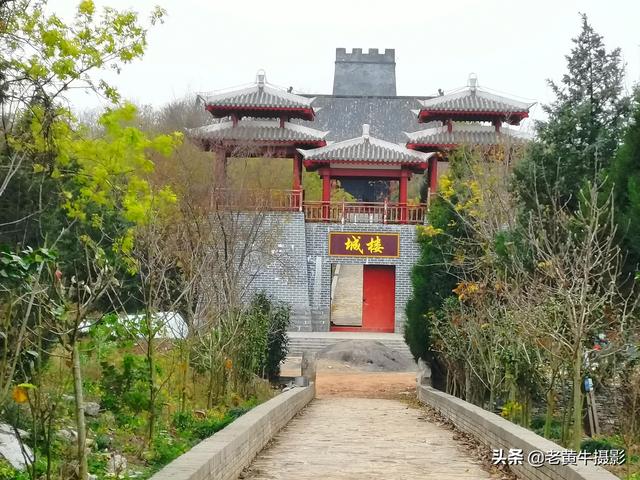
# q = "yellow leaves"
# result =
<box><xmin>25</xmin><ymin>56</ymin><xmax>48</xmax><ymax>79</ymax></box>
<box><xmin>439</xmin><ymin>174</ymin><xmax>455</xmax><ymax>200</ymax></box>
<box><xmin>537</xmin><ymin>260</ymin><xmax>553</xmax><ymax>270</ymax></box>
<box><xmin>452</xmin><ymin>281</ymin><xmax>481</xmax><ymax>301</ymax></box>
<box><xmin>78</xmin><ymin>0</ymin><xmax>96</xmax><ymax>16</ymax></box>
<box><xmin>33</xmin><ymin>164</ymin><xmax>45</xmax><ymax>173</ymax></box>
<box><xmin>12</xmin><ymin>386</ymin><xmax>29</xmax><ymax>404</ymax></box>
<box><xmin>52</xmin><ymin>104</ymin><xmax>180</xmax><ymax>232</ymax></box>
<box><xmin>12</xmin><ymin>384</ymin><xmax>35</xmax><ymax>404</ymax></box>
<box><xmin>418</xmin><ymin>224</ymin><xmax>444</xmax><ymax>238</ymax></box>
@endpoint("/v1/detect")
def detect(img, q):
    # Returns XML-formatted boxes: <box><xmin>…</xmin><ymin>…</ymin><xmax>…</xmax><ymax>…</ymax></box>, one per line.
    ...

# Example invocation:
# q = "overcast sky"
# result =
<box><xmin>54</xmin><ymin>0</ymin><xmax>640</xmax><ymax>121</ymax></box>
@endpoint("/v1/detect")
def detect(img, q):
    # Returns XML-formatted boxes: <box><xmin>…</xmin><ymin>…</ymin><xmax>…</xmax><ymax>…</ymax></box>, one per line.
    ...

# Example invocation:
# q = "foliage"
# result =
<box><xmin>250</xmin><ymin>293</ymin><xmax>290</xmax><ymax>381</ymax></box>
<box><xmin>580</xmin><ymin>436</ymin><xmax>624</xmax><ymax>454</ymax></box>
<box><xmin>610</xmin><ymin>89</ymin><xmax>640</xmax><ymax>270</ymax></box>
<box><xmin>404</xmin><ymin>148</ymin><xmax>481</xmax><ymax>362</ymax></box>
<box><xmin>513</xmin><ymin>14</ymin><xmax>630</xmax><ymax>212</ymax></box>
<box><xmin>99</xmin><ymin>353</ymin><xmax>152</xmax><ymax>421</ymax></box>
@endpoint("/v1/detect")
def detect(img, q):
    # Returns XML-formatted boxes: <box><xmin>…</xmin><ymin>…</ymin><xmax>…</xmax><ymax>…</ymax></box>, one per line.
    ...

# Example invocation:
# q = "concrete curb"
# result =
<box><xmin>150</xmin><ymin>384</ymin><xmax>315</xmax><ymax>480</ymax></box>
<box><xmin>417</xmin><ymin>385</ymin><xmax>618</xmax><ymax>480</ymax></box>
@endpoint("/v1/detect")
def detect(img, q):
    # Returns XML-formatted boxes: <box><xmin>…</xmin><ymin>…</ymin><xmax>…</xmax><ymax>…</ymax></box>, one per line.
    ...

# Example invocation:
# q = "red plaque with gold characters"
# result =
<box><xmin>328</xmin><ymin>232</ymin><xmax>400</xmax><ymax>258</ymax></box>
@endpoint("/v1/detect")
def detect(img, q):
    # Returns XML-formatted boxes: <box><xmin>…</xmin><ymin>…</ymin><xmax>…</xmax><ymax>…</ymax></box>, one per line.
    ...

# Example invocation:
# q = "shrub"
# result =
<box><xmin>405</xmin><ymin>195</ymin><xmax>459</xmax><ymax>361</ymax></box>
<box><xmin>151</xmin><ymin>431</ymin><xmax>190</xmax><ymax>466</ymax></box>
<box><xmin>100</xmin><ymin>353</ymin><xmax>151</xmax><ymax>420</ymax></box>
<box><xmin>580</xmin><ymin>436</ymin><xmax>624</xmax><ymax>454</ymax></box>
<box><xmin>250</xmin><ymin>293</ymin><xmax>290</xmax><ymax>381</ymax></box>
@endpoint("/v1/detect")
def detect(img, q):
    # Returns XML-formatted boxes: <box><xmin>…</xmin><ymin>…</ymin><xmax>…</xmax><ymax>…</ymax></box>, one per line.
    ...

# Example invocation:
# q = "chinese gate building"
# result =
<box><xmin>189</xmin><ymin>48</ymin><xmax>533</xmax><ymax>336</ymax></box>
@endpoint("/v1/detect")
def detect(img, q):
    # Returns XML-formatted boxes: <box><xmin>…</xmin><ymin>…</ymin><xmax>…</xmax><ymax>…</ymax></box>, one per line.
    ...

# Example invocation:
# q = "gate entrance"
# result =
<box><xmin>330</xmin><ymin>264</ymin><xmax>395</xmax><ymax>332</ymax></box>
<box><xmin>362</xmin><ymin>265</ymin><xmax>395</xmax><ymax>332</ymax></box>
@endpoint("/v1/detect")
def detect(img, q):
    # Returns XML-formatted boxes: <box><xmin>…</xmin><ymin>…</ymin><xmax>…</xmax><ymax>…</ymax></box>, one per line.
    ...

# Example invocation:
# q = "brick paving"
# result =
<box><xmin>243</xmin><ymin>397</ymin><xmax>497</xmax><ymax>479</ymax></box>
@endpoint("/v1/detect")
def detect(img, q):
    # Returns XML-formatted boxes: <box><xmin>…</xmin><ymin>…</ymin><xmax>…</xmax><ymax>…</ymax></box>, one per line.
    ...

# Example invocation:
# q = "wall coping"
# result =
<box><xmin>150</xmin><ymin>384</ymin><xmax>315</xmax><ymax>480</ymax></box>
<box><xmin>418</xmin><ymin>385</ymin><xmax>619</xmax><ymax>480</ymax></box>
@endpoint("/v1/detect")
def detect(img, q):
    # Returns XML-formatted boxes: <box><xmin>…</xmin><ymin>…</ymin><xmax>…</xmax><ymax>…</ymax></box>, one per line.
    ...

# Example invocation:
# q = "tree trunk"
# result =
<box><xmin>571</xmin><ymin>350</ymin><xmax>584</xmax><ymax>450</ymax></box>
<box><xmin>180</xmin><ymin>346</ymin><xmax>191</xmax><ymax>413</ymax></box>
<box><xmin>207</xmin><ymin>360</ymin><xmax>216</xmax><ymax>409</ymax></box>
<box><xmin>71</xmin><ymin>342</ymin><xmax>88</xmax><ymax>480</ymax></box>
<box><xmin>544</xmin><ymin>388</ymin><xmax>556</xmax><ymax>438</ymax></box>
<box><xmin>146</xmin><ymin>332</ymin><xmax>156</xmax><ymax>444</ymax></box>
<box><xmin>465</xmin><ymin>367</ymin><xmax>472</xmax><ymax>403</ymax></box>
<box><xmin>488</xmin><ymin>387</ymin><xmax>495</xmax><ymax>413</ymax></box>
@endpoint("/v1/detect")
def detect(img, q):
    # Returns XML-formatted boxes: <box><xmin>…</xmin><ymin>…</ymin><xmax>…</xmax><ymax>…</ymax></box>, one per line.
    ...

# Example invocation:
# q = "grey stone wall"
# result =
<box><xmin>246</xmin><ymin>212</ymin><xmax>312</xmax><ymax>332</ymax></box>
<box><xmin>418</xmin><ymin>385</ymin><xmax>619</xmax><ymax>480</ymax></box>
<box><xmin>150</xmin><ymin>384</ymin><xmax>315</xmax><ymax>480</ymax></box>
<box><xmin>333</xmin><ymin>48</ymin><xmax>397</xmax><ymax>96</ymax></box>
<box><xmin>305</xmin><ymin>222</ymin><xmax>420</xmax><ymax>333</ymax></box>
<box><xmin>245</xmin><ymin>212</ymin><xmax>421</xmax><ymax>334</ymax></box>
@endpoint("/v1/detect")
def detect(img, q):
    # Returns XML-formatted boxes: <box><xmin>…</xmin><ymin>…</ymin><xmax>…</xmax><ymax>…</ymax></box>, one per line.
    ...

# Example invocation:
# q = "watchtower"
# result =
<box><xmin>333</xmin><ymin>48</ymin><xmax>396</xmax><ymax>96</ymax></box>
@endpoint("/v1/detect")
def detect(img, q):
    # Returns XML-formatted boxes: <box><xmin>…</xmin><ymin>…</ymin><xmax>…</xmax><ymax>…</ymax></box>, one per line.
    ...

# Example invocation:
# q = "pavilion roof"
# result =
<box><xmin>405</xmin><ymin>123</ymin><xmax>532</xmax><ymax>149</ymax></box>
<box><xmin>298</xmin><ymin>124</ymin><xmax>432</xmax><ymax>165</ymax></box>
<box><xmin>200</xmin><ymin>72</ymin><xmax>316</xmax><ymax>120</ymax></box>
<box><xmin>417</xmin><ymin>81</ymin><xmax>534</xmax><ymax>124</ymax></box>
<box><xmin>187</xmin><ymin>119</ymin><xmax>328</xmax><ymax>145</ymax></box>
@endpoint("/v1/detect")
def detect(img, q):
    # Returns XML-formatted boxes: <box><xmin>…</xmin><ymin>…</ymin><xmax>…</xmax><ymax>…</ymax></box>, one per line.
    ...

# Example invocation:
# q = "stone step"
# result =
<box><xmin>286</xmin><ymin>335</ymin><xmax>414</xmax><ymax>364</ymax></box>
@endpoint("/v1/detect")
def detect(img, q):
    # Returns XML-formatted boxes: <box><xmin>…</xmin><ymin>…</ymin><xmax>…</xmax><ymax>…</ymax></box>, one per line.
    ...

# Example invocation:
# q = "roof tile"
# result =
<box><xmin>299</xmin><ymin>126</ymin><xmax>432</xmax><ymax>164</ymax></box>
<box><xmin>405</xmin><ymin>123</ymin><xmax>532</xmax><ymax>146</ymax></box>
<box><xmin>187</xmin><ymin>119</ymin><xmax>328</xmax><ymax>143</ymax></box>
<box><xmin>420</xmin><ymin>87</ymin><xmax>534</xmax><ymax>114</ymax></box>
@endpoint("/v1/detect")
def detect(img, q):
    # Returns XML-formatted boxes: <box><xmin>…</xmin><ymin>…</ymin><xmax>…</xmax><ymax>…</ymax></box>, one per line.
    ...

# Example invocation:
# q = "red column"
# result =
<box><xmin>292</xmin><ymin>154</ymin><xmax>302</xmax><ymax>209</ymax></box>
<box><xmin>428</xmin><ymin>157</ymin><xmax>438</xmax><ymax>197</ymax></box>
<box><xmin>321</xmin><ymin>169</ymin><xmax>331</xmax><ymax>221</ymax></box>
<box><xmin>399</xmin><ymin>170</ymin><xmax>408</xmax><ymax>223</ymax></box>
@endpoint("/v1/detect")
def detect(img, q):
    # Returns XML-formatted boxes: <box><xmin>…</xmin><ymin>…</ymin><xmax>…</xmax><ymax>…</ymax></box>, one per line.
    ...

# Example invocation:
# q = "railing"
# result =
<box><xmin>209</xmin><ymin>189</ymin><xmax>427</xmax><ymax>224</ymax></box>
<box><xmin>303</xmin><ymin>200</ymin><xmax>427</xmax><ymax>225</ymax></box>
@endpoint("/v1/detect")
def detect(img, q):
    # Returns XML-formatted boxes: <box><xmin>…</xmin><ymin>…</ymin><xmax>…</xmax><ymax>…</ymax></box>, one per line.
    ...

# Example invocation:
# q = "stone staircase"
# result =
<box><xmin>286</xmin><ymin>332</ymin><xmax>415</xmax><ymax>364</ymax></box>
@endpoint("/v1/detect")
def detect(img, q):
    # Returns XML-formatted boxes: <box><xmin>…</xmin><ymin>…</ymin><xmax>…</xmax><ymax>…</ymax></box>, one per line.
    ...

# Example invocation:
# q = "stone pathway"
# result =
<box><xmin>330</xmin><ymin>264</ymin><xmax>362</xmax><ymax>326</ymax></box>
<box><xmin>243</xmin><ymin>397</ymin><xmax>497</xmax><ymax>479</ymax></box>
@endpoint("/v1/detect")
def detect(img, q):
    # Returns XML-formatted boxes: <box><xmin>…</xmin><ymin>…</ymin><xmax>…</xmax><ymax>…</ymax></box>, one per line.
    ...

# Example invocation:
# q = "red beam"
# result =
<box><xmin>303</xmin><ymin>164</ymin><xmax>426</xmax><ymax>176</ymax></box>
<box><xmin>206</xmin><ymin>105</ymin><xmax>315</xmax><ymax>121</ymax></box>
<box><xmin>418</xmin><ymin>109</ymin><xmax>528</xmax><ymax>125</ymax></box>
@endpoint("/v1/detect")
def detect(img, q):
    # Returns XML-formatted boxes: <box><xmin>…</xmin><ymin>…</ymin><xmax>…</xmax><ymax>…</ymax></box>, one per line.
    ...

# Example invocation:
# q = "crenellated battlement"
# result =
<box><xmin>335</xmin><ymin>48</ymin><xmax>396</xmax><ymax>64</ymax></box>
<box><xmin>333</xmin><ymin>47</ymin><xmax>397</xmax><ymax>96</ymax></box>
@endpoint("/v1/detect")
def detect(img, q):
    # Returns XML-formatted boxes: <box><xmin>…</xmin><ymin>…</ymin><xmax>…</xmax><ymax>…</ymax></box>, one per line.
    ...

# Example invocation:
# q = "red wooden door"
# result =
<box><xmin>362</xmin><ymin>265</ymin><xmax>395</xmax><ymax>332</ymax></box>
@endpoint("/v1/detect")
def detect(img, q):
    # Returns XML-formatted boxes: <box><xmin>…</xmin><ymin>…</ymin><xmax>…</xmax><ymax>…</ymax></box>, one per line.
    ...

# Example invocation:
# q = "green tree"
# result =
<box><xmin>514</xmin><ymin>14</ymin><xmax>629</xmax><ymax>211</ymax></box>
<box><xmin>610</xmin><ymin>90</ymin><xmax>640</xmax><ymax>270</ymax></box>
<box><xmin>0</xmin><ymin>0</ymin><xmax>166</xmax><ymax>248</ymax></box>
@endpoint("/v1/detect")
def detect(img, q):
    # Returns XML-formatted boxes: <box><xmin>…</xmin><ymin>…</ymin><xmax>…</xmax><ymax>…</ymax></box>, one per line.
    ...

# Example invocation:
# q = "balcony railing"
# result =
<box><xmin>209</xmin><ymin>188</ymin><xmax>426</xmax><ymax>224</ymax></box>
<box><xmin>303</xmin><ymin>201</ymin><xmax>426</xmax><ymax>224</ymax></box>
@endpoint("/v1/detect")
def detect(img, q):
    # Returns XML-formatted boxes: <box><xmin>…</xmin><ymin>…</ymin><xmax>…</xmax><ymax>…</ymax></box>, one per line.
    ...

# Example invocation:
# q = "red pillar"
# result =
<box><xmin>292</xmin><ymin>154</ymin><xmax>302</xmax><ymax>209</ymax></box>
<box><xmin>321</xmin><ymin>169</ymin><xmax>331</xmax><ymax>221</ymax></box>
<box><xmin>399</xmin><ymin>170</ymin><xmax>408</xmax><ymax>223</ymax></box>
<box><xmin>428</xmin><ymin>157</ymin><xmax>438</xmax><ymax>197</ymax></box>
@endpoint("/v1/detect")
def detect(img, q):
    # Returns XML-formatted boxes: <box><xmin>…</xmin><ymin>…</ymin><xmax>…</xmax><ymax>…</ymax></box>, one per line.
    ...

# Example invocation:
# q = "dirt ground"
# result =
<box><xmin>281</xmin><ymin>356</ymin><xmax>417</xmax><ymax>399</ymax></box>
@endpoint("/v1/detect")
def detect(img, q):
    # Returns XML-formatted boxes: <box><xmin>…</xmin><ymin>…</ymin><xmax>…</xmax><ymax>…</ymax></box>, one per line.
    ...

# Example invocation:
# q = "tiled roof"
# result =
<box><xmin>405</xmin><ymin>123</ymin><xmax>532</xmax><ymax>146</ymax></box>
<box><xmin>298</xmin><ymin>125</ymin><xmax>432</xmax><ymax>164</ymax></box>
<box><xmin>419</xmin><ymin>87</ymin><xmax>534</xmax><ymax>114</ymax></box>
<box><xmin>187</xmin><ymin>119</ymin><xmax>328</xmax><ymax>143</ymax></box>
<box><xmin>201</xmin><ymin>83</ymin><xmax>314</xmax><ymax>111</ymax></box>
<box><xmin>294</xmin><ymin>95</ymin><xmax>433</xmax><ymax>142</ymax></box>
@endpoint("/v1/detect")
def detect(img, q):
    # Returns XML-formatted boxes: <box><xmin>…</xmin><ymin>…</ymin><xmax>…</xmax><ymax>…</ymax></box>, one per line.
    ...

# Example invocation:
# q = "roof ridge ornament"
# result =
<box><xmin>468</xmin><ymin>73</ymin><xmax>478</xmax><ymax>96</ymax></box>
<box><xmin>256</xmin><ymin>69</ymin><xmax>266</xmax><ymax>90</ymax></box>
<box><xmin>362</xmin><ymin>124</ymin><xmax>370</xmax><ymax>142</ymax></box>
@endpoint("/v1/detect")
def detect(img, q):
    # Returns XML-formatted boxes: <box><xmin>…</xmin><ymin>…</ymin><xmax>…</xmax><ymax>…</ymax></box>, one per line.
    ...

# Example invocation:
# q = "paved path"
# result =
<box><xmin>243</xmin><ymin>397</ymin><xmax>496</xmax><ymax>479</ymax></box>
<box><xmin>330</xmin><ymin>264</ymin><xmax>362</xmax><ymax>326</ymax></box>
